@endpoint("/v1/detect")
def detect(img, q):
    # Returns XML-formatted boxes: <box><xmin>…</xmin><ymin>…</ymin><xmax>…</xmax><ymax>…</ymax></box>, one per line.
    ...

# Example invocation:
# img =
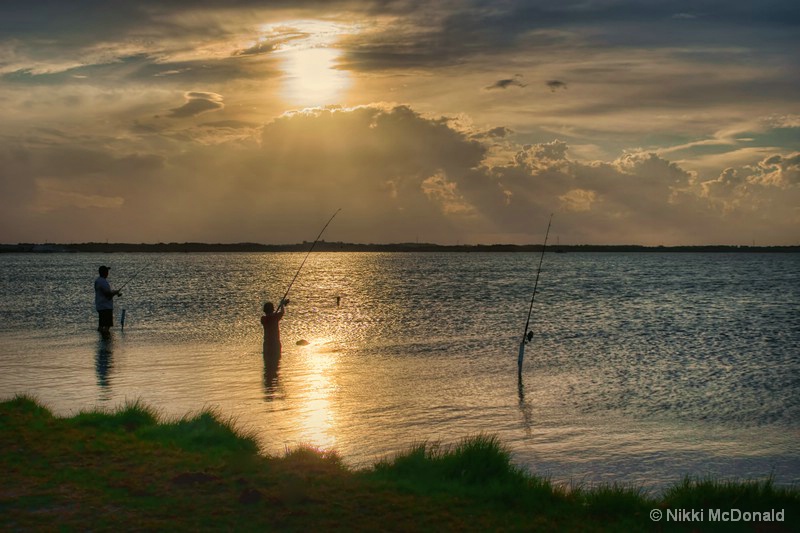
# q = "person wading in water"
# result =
<box><xmin>94</xmin><ymin>266</ymin><xmax>120</xmax><ymax>335</ymax></box>
<box><xmin>261</xmin><ymin>299</ymin><xmax>288</xmax><ymax>360</ymax></box>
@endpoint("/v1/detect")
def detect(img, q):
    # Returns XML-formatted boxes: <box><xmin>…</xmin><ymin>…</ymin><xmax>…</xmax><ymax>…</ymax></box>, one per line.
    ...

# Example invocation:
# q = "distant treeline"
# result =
<box><xmin>2</xmin><ymin>242</ymin><xmax>798</xmax><ymax>253</ymax></box>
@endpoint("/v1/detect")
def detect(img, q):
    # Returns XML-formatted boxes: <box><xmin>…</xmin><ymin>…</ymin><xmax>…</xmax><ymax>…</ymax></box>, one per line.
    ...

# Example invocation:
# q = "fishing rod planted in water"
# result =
<box><xmin>116</xmin><ymin>261</ymin><xmax>151</xmax><ymax>332</ymax></box>
<box><xmin>518</xmin><ymin>213</ymin><xmax>553</xmax><ymax>375</ymax></box>
<box><xmin>279</xmin><ymin>208</ymin><xmax>341</xmax><ymax>307</ymax></box>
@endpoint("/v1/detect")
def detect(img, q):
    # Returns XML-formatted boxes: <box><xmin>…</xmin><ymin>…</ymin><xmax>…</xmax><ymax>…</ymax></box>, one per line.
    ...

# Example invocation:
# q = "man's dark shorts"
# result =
<box><xmin>98</xmin><ymin>309</ymin><xmax>113</xmax><ymax>330</ymax></box>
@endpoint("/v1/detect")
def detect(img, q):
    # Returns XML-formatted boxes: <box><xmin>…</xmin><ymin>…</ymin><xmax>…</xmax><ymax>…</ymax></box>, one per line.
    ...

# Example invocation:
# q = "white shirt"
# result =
<box><xmin>94</xmin><ymin>276</ymin><xmax>114</xmax><ymax>311</ymax></box>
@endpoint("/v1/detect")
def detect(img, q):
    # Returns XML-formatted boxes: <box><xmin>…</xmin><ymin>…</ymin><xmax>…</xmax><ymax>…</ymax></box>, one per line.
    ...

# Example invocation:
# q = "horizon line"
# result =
<box><xmin>3</xmin><ymin>241</ymin><xmax>799</xmax><ymax>251</ymax></box>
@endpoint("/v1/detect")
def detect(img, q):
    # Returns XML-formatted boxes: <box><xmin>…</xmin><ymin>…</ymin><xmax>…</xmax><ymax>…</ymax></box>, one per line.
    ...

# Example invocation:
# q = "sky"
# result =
<box><xmin>0</xmin><ymin>0</ymin><xmax>798</xmax><ymax>246</ymax></box>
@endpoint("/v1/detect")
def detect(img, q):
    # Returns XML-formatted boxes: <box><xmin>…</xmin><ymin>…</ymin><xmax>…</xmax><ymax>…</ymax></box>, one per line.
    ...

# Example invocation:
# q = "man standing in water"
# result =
<box><xmin>261</xmin><ymin>299</ymin><xmax>288</xmax><ymax>359</ymax></box>
<box><xmin>94</xmin><ymin>266</ymin><xmax>120</xmax><ymax>334</ymax></box>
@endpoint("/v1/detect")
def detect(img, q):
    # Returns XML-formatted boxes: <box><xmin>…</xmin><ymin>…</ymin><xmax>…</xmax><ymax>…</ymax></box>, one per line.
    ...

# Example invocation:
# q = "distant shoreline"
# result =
<box><xmin>2</xmin><ymin>242</ymin><xmax>799</xmax><ymax>253</ymax></box>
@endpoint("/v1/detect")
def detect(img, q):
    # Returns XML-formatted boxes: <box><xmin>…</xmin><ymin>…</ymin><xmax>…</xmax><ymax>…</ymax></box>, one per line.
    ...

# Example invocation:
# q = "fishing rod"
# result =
<box><xmin>116</xmin><ymin>261</ymin><xmax>150</xmax><ymax>292</ymax></box>
<box><xmin>116</xmin><ymin>261</ymin><xmax>150</xmax><ymax>332</ymax></box>
<box><xmin>518</xmin><ymin>213</ymin><xmax>553</xmax><ymax>375</ymax></box>
<box><xmin>279</xmin><ymin>208</ymin><xmax>341</xmax><ymax>307</ymax></box>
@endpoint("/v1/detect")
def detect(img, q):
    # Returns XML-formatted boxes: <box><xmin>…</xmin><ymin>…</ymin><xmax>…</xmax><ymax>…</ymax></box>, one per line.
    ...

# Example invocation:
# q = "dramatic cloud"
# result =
<box><xmin>753</xmin><ymin>153</ymin><xmax>800</xmax><ymax>187</ymax></box>
<box><xmin>0</xmin><ymin>1</ymin><xmax>797</xmax><ymax>244</ymax></box>
<box><xmin>2</xmin><ymin>104</ymin><xmax>797</xmax><ymax>245</ymax></box>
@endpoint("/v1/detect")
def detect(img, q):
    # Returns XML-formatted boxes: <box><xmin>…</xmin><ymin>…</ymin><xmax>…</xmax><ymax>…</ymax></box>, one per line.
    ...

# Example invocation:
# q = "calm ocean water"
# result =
<box><xmin>1</xmin><ymin>251</ymin><xmax>798</xmax><ymax>491</ymax></box>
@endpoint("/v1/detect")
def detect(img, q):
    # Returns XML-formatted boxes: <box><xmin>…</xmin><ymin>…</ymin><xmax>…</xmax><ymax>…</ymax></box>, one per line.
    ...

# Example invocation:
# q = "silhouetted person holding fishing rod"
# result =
<box><xmin>260</xmin><ymin>208</ymin><xmax>340</xmax><ymax>364</ymax></box>
<box><xmin>260</xmin><ymin>208</ymin><xmax>340</xmax><ymax>362</ymax></box>
<box><xmin>262</xmin><ymin>299</ymin><xmax>288</xmax><ymax>360</ymax></box>
<box><xmin>94</xmin><ymin>266</ymin><xmax>120</xmax><ymax>335</ymax></box>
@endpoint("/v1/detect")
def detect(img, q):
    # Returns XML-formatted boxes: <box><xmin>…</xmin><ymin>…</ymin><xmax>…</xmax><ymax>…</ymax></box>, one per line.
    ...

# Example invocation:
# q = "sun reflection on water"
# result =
<box><xmin>292</xmin><ymin>338</ymin><xmax>340</xmax><ymax>450</ymax></box>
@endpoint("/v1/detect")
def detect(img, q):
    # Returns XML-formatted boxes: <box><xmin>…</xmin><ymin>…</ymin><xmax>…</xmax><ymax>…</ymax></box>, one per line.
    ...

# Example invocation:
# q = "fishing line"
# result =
<box><xmin>116</xmin><ymin>261</ymin><xmax>151</xmax><ymax>292</ymax></box>
<box><xmin>518</xmin><ymin>213</ymin><xmax>553</xmax><ymax>374</ymax></box>
<box><xmin>279</xmin><ymin>208</ymin><xmax>341</xmax><ymax>306</ymax></box>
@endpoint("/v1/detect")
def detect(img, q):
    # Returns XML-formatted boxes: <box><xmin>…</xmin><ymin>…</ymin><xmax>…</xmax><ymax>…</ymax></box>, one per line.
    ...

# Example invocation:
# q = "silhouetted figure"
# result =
<box><xmin>261</xmin><ymin>299</ymin><xmax>287</xmax><ymax>360</ymax></box>
<box><xmin>94</xmin><ymin>266</ymin><xmax>120</xmax><ymax>334</ymax></box>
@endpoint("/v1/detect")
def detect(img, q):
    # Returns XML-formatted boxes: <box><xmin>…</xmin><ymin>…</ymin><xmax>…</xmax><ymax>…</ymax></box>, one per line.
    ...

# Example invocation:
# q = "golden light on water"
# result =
<box><xmin>294</xmin><ymin>340</ymin><xmax>339</xmax><ymax>449</ymax></box>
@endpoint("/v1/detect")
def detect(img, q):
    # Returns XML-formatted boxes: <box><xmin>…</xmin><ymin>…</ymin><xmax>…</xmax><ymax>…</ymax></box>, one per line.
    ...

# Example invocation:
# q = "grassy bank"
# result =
<box><xmin>1</xmin><ymin>396</ymin><xmax>797</xmax><ymax>532</ymax></box>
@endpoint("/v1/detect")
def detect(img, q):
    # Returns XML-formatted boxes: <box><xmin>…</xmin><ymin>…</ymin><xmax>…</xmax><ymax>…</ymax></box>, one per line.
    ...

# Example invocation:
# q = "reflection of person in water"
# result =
<box><xmin>261</xmin><ymin>299</ymin><xmax>287</xmax><ymax>359</ymax></box>
<box><xmin>95</xmin><ymin>333</ymin><xmax>114</xmax><ymax>392</ymax></box>
<box><xmin>263</xmin><ymin>354</ymin><xmax>280</xmax><ymax>394</ymax></box>
<box><xmin>517</xmin><ymin>374</ymin><xmax>534</xmax><ymax>436</ymax></box>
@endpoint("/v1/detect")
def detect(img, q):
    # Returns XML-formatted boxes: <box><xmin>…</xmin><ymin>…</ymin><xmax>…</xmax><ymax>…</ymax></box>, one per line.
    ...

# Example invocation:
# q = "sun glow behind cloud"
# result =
<box><xmin>261</xmin><ymin>20</ymin><xmax>354</xmax><ymax>106</ymax></box>
<box><xmin>282</xmin><ymin>48</ymin><xmax>351</xmax><ymax>106</ymax></box>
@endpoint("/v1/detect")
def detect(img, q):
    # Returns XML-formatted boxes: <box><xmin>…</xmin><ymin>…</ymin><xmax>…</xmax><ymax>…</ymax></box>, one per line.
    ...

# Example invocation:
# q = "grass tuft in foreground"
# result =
<box><xmin>2</xmin><ymin>395</ymin><xmax>798</xmax><ymax>532</ymax></box>
<box><xmin>371</xmin><ymin>434</ymin><xmax>560</xmax><ymax>507</ymax></box>
<box><xmin>661</xmin><ymin>474</ymin><xmax>798</xmax><ymax>511</ymax></box>
<box><xmin>70</xmin><ymin>398</ymin><xmax>159</xmax><ymax>432</ymax></box>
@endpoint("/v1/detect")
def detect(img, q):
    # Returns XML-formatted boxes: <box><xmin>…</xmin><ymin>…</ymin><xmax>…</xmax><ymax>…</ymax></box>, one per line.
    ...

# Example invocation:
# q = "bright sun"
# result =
<box><xmin>261</xmin><ymin>20</ymin><xmax>354</xmax><ymax>107</ymax></box>
<box><xmin>282</xmin><ymin>47</ymin><xmax>351</xmax><ymax>106</ymax></box>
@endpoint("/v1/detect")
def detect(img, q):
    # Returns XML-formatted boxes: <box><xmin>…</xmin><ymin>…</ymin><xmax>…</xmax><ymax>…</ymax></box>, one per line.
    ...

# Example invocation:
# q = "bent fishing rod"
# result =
<box><xmin>518</xmin><ymin>213</ymin><xmax>553</xmax><ymax>373</ymax></box>
<box><xmin>279</xmin><ymin>208</ymin><xmax>341</xmax><ymax>307</ymax></box>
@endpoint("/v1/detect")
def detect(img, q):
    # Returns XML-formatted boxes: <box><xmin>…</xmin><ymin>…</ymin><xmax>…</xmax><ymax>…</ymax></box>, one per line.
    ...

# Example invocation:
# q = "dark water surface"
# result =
<box><xmin>1</xmin><ymin>252</ymin><xmax>798</xmax><ymax>491</ymax></box>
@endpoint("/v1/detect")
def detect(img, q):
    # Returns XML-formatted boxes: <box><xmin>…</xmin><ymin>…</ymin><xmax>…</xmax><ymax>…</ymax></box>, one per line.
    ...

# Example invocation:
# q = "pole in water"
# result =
<box><xmin>518</xmin><ymin>214</ymin><xmax>553</xmax><ymax>375</ymax></box>
<box><xmin>279</xmin><ymin>208</ymin><xmax>341</xmax><ymax>306</ymax></box>
<box><xmin>117</xmin><ymin>263</ymin><xmax>149</xmax><ymax>332</ymax></box>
